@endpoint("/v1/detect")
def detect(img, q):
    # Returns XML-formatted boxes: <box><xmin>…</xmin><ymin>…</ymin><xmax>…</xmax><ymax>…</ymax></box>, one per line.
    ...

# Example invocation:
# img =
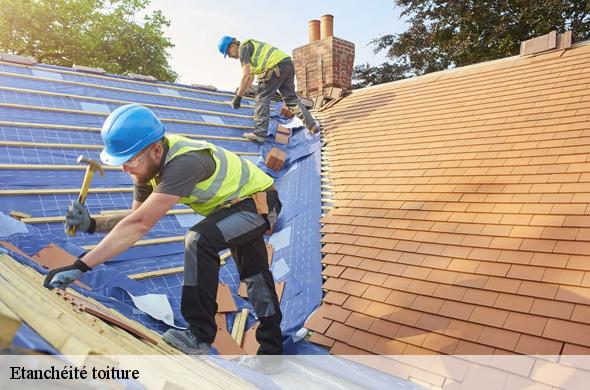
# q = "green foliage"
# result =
<box><xmin>0</xmin><ymin>0</ymin><xmax>177</xmax><ymax>81</ymax></box>
<box><xmin>353</xmin><ymin>1</ymin><xmax>590</xmax><ymax>88</ymax></box>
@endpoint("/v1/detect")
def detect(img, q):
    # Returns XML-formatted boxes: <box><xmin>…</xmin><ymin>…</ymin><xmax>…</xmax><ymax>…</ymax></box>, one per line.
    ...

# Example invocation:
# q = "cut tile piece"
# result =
<box><xmin>213</xmin><ymin>313</ymin><xmax>245</xmax><ymax>357</ymax></box>
<box><xmin>216</xmin><ymin>283</ymin><xmax>237</xmax><ymax>313</ymax></box>
<box><xmin>242</xmin><ymin>322</ymin><xmax>260</xmax><ymax>355</ymax></box>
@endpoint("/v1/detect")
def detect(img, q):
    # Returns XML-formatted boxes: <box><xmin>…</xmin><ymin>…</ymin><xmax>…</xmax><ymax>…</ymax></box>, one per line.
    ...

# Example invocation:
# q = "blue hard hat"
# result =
<box><xmin>100</xmin><ymin>104</ymin><xmax>165</xmax><ymax>166</ymax></box>
<box><xmin>218</xmin><ymin>36</ymin><xmax>235</xmax><ymax>57</ymax></box>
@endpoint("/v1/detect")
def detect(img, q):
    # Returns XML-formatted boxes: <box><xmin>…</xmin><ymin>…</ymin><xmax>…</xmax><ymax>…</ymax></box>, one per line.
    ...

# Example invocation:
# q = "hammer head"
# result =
<box><xmin>77</xmin><ymin>155</ymin><xmax>105</xmax><ymax>176</ymax></box>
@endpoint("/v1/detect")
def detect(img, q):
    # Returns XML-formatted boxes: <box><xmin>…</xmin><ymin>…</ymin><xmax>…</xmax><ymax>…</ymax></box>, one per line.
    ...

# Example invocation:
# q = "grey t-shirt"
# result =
<box><xmin>134</xmin><ymin>150</ymin><xmax>216</xmax><ymax>202</ymax></box>
<box><xmin>239</xmin><ymin>41</ymin><xmax>254</xmax><ymax>67</ymax></box>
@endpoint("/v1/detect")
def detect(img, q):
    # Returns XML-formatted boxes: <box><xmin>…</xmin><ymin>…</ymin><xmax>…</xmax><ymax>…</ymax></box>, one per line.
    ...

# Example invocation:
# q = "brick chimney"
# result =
<box><xmin>292</xmin><ymin>15</ymin><xmax>355</xmax><ymax>98</ymax></box>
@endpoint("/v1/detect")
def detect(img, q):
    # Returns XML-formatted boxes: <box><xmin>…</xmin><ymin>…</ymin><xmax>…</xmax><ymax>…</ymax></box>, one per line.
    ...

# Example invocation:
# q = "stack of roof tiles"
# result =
<box><xmin>309</xmin><ymin>40</ymin><xmax>590</xmax><ymax>359</ymax></box>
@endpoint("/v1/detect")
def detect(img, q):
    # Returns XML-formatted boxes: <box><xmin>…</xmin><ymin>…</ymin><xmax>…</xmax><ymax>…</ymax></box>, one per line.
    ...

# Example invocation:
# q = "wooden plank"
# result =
<box><xmin>82</xmin><ymin>235</ymin><xmax>184</xmax><ymax>250</ymax></box>
<box><xmin>0</xmin><ymin>187</ymin><xmax>132</xmax><ymax>196</ymax></box>
<box><xmin>127</xmin><ymin>252</ymin><xmax>232</xmax><ymax>280</ymax></box>
<box><xmin>0</xmin><ymin>142</ymin><xmax>258</xmax><ymax>156</ymax></box>
<box><xmin>231</xmin><ymin>308</ymin><xmax>249</xmax><ymax>346</ymax></box>
<box><xmin>20</xmin><ymin>208</ymin><xmax>193</xmax><ymax>224</ymax></box>
<box><xmin>9</xmin><ymin>210</ymin><xmax>32</xmax><ymax>220</ymax></box>
<box><xmin>0</xmin><ymin>85</ymin><xmax>251</xmax><ymax>119</ymax></box>
<box><xmin>0</xmin><ymin>299</ymin><xmax>21</xmax><ymax>348</ymax></box>
<box><xmin>0</xmin><ymin>102</ymin><xmax>252</xmax><ymax>129</ymax></box>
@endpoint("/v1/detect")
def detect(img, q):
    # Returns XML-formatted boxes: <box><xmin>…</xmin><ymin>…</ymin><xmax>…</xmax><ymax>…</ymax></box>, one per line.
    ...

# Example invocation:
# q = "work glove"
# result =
<box><xmin>43</xmin><ymin>259</ymin><xmax>91</xmax><ymax>290</ymax></box>
<box><xmin>65</xmin><ymin>201</ymin><xmax>95</xmax><ymax>234</ymax></box>
<box><xmin>231</xmin><ymin>95</ymin><xmax>242</xmax><ymax>109</ymax></box>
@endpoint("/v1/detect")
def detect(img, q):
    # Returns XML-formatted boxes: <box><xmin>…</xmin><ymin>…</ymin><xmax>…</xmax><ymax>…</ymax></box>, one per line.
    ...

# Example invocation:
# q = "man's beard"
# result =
<box><xmin>134</xmin><ymin>159</ymin><xmax>160</xmax><ymax>185</ymax></box>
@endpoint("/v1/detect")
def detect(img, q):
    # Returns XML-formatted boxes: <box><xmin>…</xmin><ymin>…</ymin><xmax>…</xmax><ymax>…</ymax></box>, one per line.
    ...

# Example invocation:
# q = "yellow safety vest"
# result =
<box><xmin>242</xmin><ymin>39</ymin><xmax>290</xmax><ymax>75</ymax></box>
<box><xmin>150</xmin><ymin>135</ymin><xmax>274</xmax><ymax>216</ymax></box>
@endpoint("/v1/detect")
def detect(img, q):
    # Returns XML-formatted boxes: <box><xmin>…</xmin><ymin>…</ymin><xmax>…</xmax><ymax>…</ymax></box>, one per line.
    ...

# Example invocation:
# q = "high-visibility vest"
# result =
<box><xmin>242</xmin><ymin>39</ymin><xmax>290</xmax><ymax>75</ymax></box>
<box><xmin>149</xmin><ymin>134</ymin><xmax>274</xmax><ymax>216</ymax></box>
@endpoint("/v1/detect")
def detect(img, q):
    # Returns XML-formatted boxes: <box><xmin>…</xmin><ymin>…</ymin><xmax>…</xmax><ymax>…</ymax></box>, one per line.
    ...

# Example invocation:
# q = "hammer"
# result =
<box><xmin>66</xmin><ymin>155</ymin><xmax>105</xmax><ymax>237</ymax></box>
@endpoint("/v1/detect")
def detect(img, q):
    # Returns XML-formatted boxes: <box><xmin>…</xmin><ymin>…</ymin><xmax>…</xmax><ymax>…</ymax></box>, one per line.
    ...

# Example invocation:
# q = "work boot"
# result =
<box><xmin>162</xmin><ymin>329</ymin><xmax>211</xmax><ymax>355</ymax></box>
<box><xmin>242</xmin><ymin>132</ymin><xmax>266</xmax><ymax>143</ymax></box>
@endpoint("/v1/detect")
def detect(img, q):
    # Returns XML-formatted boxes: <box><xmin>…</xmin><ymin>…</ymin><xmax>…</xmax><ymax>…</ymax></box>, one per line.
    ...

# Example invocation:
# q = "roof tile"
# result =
<box><xmin>518</xmin><ymin>280</ymin><xmax>559</xmax><ymax>299</ymax></box>
<box><xmin>369</xmin><ymin>318</ymin><xmax>400</xmax><ymax>338</ymax></box>
<box><xmin>342</xmin><ymin>296</ymin><xmax>372</xmax><ymax>313</ymax></box>
<box><xmin>437</xmin><ymin>300</ymin><xmax>475</xmax><ymax>321</ymax></box>
<box><xmin>470</xmin><ymin>306</ymin><xmax>509</xmax><ymax>328</ymax></box>
<box><xmin>543</xmin><ymin>318</ymin><xmax>590</xmax><ymax>347</ymax></box>
<box><xmin>503</xmin><ymin>312</ymin><xmax>548</xmax><ymax>336</ymax></box>
<box><xmin>372</xmin><ymin>337</ymin><xmax>407</xmax><ymax>355</ymax></box>
<box><xmin>494</xmin><ymin>293</ymin><xmax>534</xmax><ymax>312</ymax></box>
<box><xmin>478</xmin><ymin>326</ymin><xmax>520</xmax><ymax>351</ymax></box>
<box><xmin>515</xmin><ymin>334</ymin><xmax>563</xmax><ymax>355</ymax></box>
<box><xmin>530</xmin><ymin>298</ymin><xmax>575</xmax><ymax>320</ymax></box>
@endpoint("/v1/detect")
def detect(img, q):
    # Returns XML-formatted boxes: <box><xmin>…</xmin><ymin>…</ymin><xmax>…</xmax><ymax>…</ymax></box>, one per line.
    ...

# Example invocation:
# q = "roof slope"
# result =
<box><xmin>311</xmin><ymin>41</ymin><xmax>590</xmax><ymax>356</ymax></box>
<box><xmin>0</xmin><ymin>58</ymin><xmax>323</xmax><ymax>356</ymax></box>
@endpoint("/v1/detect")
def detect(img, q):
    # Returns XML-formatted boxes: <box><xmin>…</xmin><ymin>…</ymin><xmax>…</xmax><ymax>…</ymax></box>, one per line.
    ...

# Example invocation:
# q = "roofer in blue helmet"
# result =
<box><xmin>218</xmin><ymin>35</ymin><xmax>317</xmax><ymax>142</ymax></box>
<box><xmin>44</xmin><ymin>104</ymin><xmax>284</xmax><ymax>355</ymax></box>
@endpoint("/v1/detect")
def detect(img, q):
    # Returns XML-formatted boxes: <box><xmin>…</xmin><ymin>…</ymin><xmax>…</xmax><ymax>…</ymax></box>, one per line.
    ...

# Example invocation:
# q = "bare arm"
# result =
<box><xmin>92</xmin><ymin>199</ymin><xmax>145</xmax><ymax>233</ymax></box>
<box><xmin>236</xmin><ymin>63</ymin><xmax>254</xmax><ymax>96</ymax></box>
<box><xmin>81</xmin><ymin>193</ymin><xmax>180</xmax><ymax>268</ymax></box>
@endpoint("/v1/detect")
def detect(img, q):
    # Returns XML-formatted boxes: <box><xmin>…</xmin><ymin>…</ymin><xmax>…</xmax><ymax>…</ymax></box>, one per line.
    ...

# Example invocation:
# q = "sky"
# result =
<box><xmin>142</xmin><ymin>0</ymin><xmax>406</xmax><ymax>92</ymax></box>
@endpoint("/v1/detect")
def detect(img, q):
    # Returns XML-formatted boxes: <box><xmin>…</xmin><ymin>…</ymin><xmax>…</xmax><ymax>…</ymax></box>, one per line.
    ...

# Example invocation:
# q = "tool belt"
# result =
<box><xmin>222</xmin><ymin>185</ymin><xmax>280</xmax><ymax>234</ymax></box>
<box><xmin>257</xmin><ymin>66</ymin><xmax>280</xmax><ymax>84</ymax></box>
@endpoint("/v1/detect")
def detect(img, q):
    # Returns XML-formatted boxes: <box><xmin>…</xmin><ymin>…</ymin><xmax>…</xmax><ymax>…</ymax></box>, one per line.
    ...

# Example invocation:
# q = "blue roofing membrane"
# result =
<box><xmin>0</xmin><ymin>61</ymin><xmax>323</xmax><ymax>353</ymax></box>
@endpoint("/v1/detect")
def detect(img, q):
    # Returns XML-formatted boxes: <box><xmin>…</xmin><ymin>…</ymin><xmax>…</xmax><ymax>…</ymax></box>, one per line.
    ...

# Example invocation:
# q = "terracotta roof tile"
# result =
<box><xmin>342</xmin><ymin>295</ymin><xmax>372</xmax><ymax>313</ymax></box>
<box><xmin>503</xmin><ymin>312</ymin><xmax>548</xmax><ymax>336</ymax></box>
<box><xmin>340</xmin><ymin>267</ymin><xmax>366</xmax><ymax>281</ymax></box>
<box><xmin>541</xmin><ymin>268</ymin><xmax>584</xmax><ymax>285</ymax></box>
<box><xmin>367</xmin><ymin>318</ymin><xmax>399</xmax><ymax>338</ymax></box>
<box><xmin>438</xmin><ymin>300</ymin><xmax>475</xmax><ymax>321</ymax></box>
<box><xmin>341</xmin><ymin>280</ymin><xmax>370</xmax><ymax>297</ymax></box>
<box><xmin>571</xmin><ymin>304</ymin><xmax>590</xmax><ymax>324</ymax></box>
<box><xmin>372</xmin><ymin>337</ymin><xmax>407</xmax><ymax>355</ymax></box>
<box><xmin>406</xmin><ymin>279</ymin><xmax>439</xmax><ymax>295</ymax></box>
<box><xmin>347</xmin><ymin>329</ymin><xmax>381</xmax><ymax>351</ymax></box>
<box><xmin>494</xmin><ymin>293</ymin><xmax>534</xmax><ymax>312</ymax></box>
<box><xmin>543</xmin><ymin>318</ymin><xmax>590</xmax><ymax>347</ymax></box>
<box><xmin>415</xmin><ymin>313</ymin><xmax>451</xmax><ymax>332</ymax></box>
<box><xmin>322</xmin><ymin>265</ymin><xmax>345</xmax><ymax>278</ymax></box>
<box><xmin>518</xmin><ymin>280</ymin><xmax>559</xmax><ymax>300</ymax></box>
<box><xmin>395</xmin><ymin>325</ymin><xmax>428</xmax><ymax>346</ymax></box>
<box><xmin>325</xmin><ymin>322</ymin><xmax>356</xmax><ymax>342</ymax></box>
<box><xmin>330</xmin><ymin>341</ymin><xmax>370</xmax><ymax>355</ymax></box>
<box><xmin>530</xmin><ymin>298</ymin><xmax>575</xmax><ymax>319</ymax></box>
<box><xmin>454</xmin><ymin>340</ymin><xmax>495</xmax><ymax>355</ymax></box>
<box><xmin>506</xmin><ymin>264</ymin><xmax>546</xmax><ymax>281</ymax></box>
<box><xmin>324</xmin><ymin>304</ymin><xmax>352</xmax><ymax>323</ymax></box>
<box><xmin>470</xmin><ymin>306</ymin><xmax>509</xmax><ymax>328</ymax></box>
<box><xmin>345</xmin><ymin>312</ymin><xmax>376</xmax><ymax>330</ymax></box>
<box><xmin>304</xmin><ymin>306</ymin><xmax>333</xmax><ymax>334</ymax></box>
<box><xmin>478</xmin><ymin>326</ymin><xmax>520</xmax><ymax>351</ymax></box>
<box><xmin>359</xmin><ymin>271</ymin><xmax>388</xmax><ymax>286</ymax></box>
<box><xmin>308</xmin><ymin>332</ymin><xmax>335</xmax><ymax>348</ymax></box>
<box><xmin>324</xmin><ymin>291</ymin><xmax>348</xmax><ymax>306</ymax></box>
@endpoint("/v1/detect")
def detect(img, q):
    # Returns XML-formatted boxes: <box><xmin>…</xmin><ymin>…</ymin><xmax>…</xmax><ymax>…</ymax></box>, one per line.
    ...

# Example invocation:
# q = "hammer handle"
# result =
<box><xmin>65</xmin><ymin>167</ymin><xmax>95</xmax><ymax>237</ymax></box>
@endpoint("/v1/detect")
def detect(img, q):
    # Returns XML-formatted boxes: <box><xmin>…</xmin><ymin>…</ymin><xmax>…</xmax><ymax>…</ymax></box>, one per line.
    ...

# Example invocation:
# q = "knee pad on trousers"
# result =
<box><xmin>243</xmin><ymin>273</ymin><xmax>277</xmax><ymax>317</ymax></box>
<box><xmin>183</xmin><ymin>230</ymin><xmax>201</xmax><ymax>287</ymax></box>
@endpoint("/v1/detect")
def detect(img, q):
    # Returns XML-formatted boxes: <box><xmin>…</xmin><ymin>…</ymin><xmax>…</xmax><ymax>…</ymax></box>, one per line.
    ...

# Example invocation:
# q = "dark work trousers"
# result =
<box><xmin>181</xmin><ymin>190</ymin><xmax>283</xmax><ymax>355</ymax></box>
<box><xmin>253</xmin><ymin>60</ymin><xmax>315</xmax><ymax>138</ymax></box>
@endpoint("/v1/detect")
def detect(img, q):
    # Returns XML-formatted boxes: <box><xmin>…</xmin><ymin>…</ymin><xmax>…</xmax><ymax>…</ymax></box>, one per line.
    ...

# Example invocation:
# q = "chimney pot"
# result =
<box><xmin>320</xmin><ymin>14</ymin><xmax>334</xmax><ymax>39</ymax></box>
<box><xmin>308</xmin><ymin>20</ymin><xmax>320</xmax><ymax>43</ymax></box>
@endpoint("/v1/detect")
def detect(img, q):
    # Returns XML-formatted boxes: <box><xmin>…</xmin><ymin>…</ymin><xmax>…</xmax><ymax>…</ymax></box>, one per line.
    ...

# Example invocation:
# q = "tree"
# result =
<box><xmin>0</xmin><ymin>0</ymin><xmax>177</xmax><ymax>82</ymax></box>
<box><xmin>353</xmin><ymin>1</ymin><xmax>590</xmax><ymax>88</ymax></box>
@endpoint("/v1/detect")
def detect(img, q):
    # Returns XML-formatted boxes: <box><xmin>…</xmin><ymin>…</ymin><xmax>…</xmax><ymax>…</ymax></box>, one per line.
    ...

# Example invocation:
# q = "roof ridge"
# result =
<box><xmin>356</xmin><ymin>38</ymin><xmax>590</xmax><ymax>94</ymax></box>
